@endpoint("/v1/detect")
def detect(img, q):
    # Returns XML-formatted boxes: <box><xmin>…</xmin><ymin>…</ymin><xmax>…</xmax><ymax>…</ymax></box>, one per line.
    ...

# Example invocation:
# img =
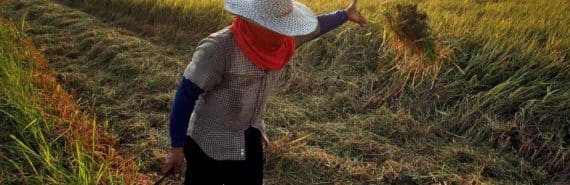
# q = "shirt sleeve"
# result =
<box><xmin>295</xmin><ymin>10</ymin><xmax>349</xmax><ymax>47</ymax></box>
<box><xmin>183</xmin><ymin>38</ymin><xmax>226</xmax><ymax>91</ymax></box>
<box><xmin>316</xmin><ymin>10</ymin><xmax>349</xmax><ymax>36</ymax></box>
<box><xmin>171</xmin><ymin>37</ymin><xmax>225</xmax><ymax>147</ymax></box>
<box><xmin>169</xmin><ymin>78</ymin><xmax>204</xmax><ymax>147</ymax></box>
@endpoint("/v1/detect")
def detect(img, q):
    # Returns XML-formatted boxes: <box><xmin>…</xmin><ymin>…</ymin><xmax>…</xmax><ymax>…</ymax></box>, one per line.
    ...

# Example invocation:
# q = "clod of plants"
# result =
<box><xmin>382</xmin><ymin>3</ymin><xmax>455</xmax><ymax>87</ymax></box>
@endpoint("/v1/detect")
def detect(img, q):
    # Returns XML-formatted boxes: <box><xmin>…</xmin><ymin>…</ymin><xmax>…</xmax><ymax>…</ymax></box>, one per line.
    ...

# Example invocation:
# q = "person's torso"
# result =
<box><xmin>187</xmin><ymin>28</ymin><xmax>280</xmax><ymax>161</ymax></box>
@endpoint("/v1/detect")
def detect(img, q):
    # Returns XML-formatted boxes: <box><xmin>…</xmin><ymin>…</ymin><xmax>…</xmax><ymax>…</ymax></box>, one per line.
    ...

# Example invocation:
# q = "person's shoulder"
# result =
<box><xmin>198</xmin><ymin>27</ymin><xmax>233</xmax><ymax>50</ymax></box>
<box><xmin>209</xmin><ymin>27</ymin><xmax>232</xmax><ymax>40</ymax></box>
<box><xmin>191</xmin><ymin>28</ymin><xmax>232</xmax><ymax>64</ymax></box>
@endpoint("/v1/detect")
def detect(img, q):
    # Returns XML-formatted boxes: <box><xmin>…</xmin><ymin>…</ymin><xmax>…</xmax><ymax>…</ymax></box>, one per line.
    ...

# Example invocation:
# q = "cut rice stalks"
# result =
<box><xmin>382</xmin><ymin>3</ymin><xmax>461</xmax><ymax>88</ymax></box>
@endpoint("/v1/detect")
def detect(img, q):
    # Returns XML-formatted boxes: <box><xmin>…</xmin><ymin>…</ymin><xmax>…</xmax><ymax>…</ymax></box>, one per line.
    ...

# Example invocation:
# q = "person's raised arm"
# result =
<box><xmin>295</xmin><ymin>0</ymin><xmax>367</xmax><ymax>47</ymax></box>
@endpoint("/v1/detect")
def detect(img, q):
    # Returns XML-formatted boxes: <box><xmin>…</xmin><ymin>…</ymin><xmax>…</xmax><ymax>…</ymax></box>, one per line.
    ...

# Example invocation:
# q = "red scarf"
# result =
<box><xmin>229</xmin><ymin>17</ymin><xmax>296</xmax><ymax>71</ymax></box>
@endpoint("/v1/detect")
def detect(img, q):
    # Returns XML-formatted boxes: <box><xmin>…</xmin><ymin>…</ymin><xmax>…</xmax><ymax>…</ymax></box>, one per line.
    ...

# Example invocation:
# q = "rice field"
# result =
<box><xmin>0</xmin><ymin>19</ymin><xmax>141</xmax><ymax>184</ymax></box>
<box><xmin>1</xmin><ymin>0</ymin><xmax>568</xmax><ymax>184</ymax></box>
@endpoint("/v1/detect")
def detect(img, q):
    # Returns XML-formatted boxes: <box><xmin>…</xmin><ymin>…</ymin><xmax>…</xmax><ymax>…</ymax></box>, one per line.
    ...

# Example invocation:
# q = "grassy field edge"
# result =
<box><xmin>0</xmin><ymin>18</ymin><xmax>147</xmax><ymax>184</ymax></box>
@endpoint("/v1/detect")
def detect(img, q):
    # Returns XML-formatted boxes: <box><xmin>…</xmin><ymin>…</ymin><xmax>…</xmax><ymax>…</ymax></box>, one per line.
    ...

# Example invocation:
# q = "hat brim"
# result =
<box><xmin>224</xmin><ymin>0</ymin><xmax>318</xmax><ymax>36</ymax></box>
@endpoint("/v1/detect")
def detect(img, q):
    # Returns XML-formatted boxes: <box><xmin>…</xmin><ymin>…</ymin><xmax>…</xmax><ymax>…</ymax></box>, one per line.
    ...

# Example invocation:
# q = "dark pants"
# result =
<box><xmin>183</xmin><ymin>127</ymin><xmax>264</xmax><ymax>185</ymax></box>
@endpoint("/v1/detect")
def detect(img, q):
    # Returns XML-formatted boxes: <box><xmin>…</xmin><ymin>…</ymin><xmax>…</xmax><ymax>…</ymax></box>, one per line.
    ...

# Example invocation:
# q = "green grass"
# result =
<box><xmin>2</xmin><ymin>0</ymin><xmax>568</xmax><ymax>184</ymax></box>
<box><xmin>0</xmin><ymin>20</ymin><xmax>136</xmax><ymax>184</ymax></box>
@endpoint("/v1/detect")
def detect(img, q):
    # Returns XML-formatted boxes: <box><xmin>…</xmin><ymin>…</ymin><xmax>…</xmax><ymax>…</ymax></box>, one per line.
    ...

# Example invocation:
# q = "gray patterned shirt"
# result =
<box><xmin>183</xmin><ymin>27</ymin><xmax>320</xmax><ymax>160</ymax></box>
<box><xmin>180</xmin><ymin>10</ymin><xmax>349</xmax><ymax>160</ymax></box>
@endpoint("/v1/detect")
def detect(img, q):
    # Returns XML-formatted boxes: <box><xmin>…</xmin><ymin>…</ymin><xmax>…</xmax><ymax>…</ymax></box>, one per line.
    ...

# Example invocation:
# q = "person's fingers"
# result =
<box><xmin>161</xmin><ymin>162</ymin><xmax>172</xmax><ymax>174</ymax></box>
<box><xmin>174</xmin><ymin>162</ymin><xmax>182</xmax><ymax>176</ymax></box>
<box><xmin>348</xmin><ymin>0</ymin><xmax>357</xmax><ymax>11</ymax></box>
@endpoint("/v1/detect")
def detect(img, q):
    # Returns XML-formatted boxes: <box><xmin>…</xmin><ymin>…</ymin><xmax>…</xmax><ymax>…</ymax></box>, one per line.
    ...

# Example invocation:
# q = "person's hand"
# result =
<box><xmin>161</xmin><ymin>147</ymin><xmax>185</xmax><ymax>177</ymax></box>
<box><xmin>345</xmin><ymin>0</ymin><xmax>367</xmax><ymax>27</ymax></box>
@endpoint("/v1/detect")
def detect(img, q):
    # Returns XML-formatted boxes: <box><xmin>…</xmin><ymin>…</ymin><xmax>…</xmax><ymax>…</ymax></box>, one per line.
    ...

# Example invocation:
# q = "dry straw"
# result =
<box><xmin>382</xmin><ymin>3</ymin><xmax>459</xmax><ymax>88</ymax></box>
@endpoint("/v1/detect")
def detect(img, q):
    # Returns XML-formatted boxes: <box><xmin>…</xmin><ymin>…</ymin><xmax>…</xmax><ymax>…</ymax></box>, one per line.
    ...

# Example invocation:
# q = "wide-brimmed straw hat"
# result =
<box><xmin>224</xmin><ymin>0</ymin><xmax>318</xmax><ymax>36</ymax></box>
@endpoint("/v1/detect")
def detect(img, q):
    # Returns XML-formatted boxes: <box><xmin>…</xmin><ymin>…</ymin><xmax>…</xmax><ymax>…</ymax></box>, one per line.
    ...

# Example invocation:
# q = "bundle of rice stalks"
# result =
<box><xmin>382</xmin><ymin>3</ymin><xmax>456</xmax><ymax>87</ymax></box>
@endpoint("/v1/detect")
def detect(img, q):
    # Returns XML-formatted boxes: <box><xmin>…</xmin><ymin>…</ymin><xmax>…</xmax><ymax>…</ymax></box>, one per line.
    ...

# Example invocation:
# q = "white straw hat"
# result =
<box><xmin>224</xmin><ymin>0</ymin><xmax>318</xmax><ymax>36</ymax></box>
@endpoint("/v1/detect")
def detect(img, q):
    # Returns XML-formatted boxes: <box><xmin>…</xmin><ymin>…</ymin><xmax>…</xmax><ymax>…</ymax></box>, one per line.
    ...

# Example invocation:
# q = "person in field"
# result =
<box><xmin>162</xmin><ymin>0</ymin><xmax>366</xmax><ymax>184</ymax></box>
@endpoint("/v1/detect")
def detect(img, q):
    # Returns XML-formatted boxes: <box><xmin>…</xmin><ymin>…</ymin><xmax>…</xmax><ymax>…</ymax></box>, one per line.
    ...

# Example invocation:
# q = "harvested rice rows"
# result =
<box><xmin>2</xmin><ymin>0</ymin><xmax>567</xmax><ymax>184</ymax></box>
<box><xmin>2</xmin><ymin>0</ymin><xmax>187</xmax><ymax>181</ymax></box>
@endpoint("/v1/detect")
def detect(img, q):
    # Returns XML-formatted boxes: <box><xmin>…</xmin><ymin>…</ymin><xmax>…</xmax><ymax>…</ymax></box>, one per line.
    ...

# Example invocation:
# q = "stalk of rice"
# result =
<box><xmin>382</xmin><ymin>3</ymin><xmax>456</xmax><ymax>87</ymax></box>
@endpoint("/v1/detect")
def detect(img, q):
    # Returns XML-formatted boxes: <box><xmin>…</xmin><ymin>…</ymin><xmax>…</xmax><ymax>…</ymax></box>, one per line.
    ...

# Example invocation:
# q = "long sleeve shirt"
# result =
<box><xmin>169</xmin><ymin>10</ymin><xmax>349</xmax><ymax>159</ymax></box>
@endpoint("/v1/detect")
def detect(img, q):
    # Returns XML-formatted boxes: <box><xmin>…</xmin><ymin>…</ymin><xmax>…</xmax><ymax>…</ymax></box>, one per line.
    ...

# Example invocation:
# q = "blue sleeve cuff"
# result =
<box><xmin>169</xmin><ymin>77</ymin><xmax>204</xmax><ymax>147</ymax></box>
<box><xmin>317</xmin><ymin>10</ymin><xmax>349</xmax><ymax>36</ymax></box>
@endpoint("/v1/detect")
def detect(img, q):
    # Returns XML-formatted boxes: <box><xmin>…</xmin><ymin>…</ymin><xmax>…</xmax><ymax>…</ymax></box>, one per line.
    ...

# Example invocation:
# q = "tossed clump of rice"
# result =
<box><xmin>382</xmin><ymin>3</ymin><xmax>455</xmax><ymax>87</ymax></box>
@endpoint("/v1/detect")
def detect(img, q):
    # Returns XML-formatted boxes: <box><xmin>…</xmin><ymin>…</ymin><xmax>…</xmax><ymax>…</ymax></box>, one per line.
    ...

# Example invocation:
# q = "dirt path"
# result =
<box><xmin>2</xmin><ymin>0</ymin><xmax>191</xmax><ymax>182</ymax></box>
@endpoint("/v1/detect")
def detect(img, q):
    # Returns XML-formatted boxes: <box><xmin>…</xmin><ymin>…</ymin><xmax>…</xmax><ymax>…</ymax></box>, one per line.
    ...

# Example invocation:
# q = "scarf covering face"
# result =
<box><xmin>229</xmin><ymin>16</ymin><xmax>296</xmax><ymax>71</ymax></box>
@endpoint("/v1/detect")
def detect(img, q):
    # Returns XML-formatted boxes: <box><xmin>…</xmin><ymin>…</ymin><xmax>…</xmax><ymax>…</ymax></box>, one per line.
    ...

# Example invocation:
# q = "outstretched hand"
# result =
<box><xmin>346</xmin><ymin>0</ymin><xmax>367</xmax><ymax>26</ymax></box>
